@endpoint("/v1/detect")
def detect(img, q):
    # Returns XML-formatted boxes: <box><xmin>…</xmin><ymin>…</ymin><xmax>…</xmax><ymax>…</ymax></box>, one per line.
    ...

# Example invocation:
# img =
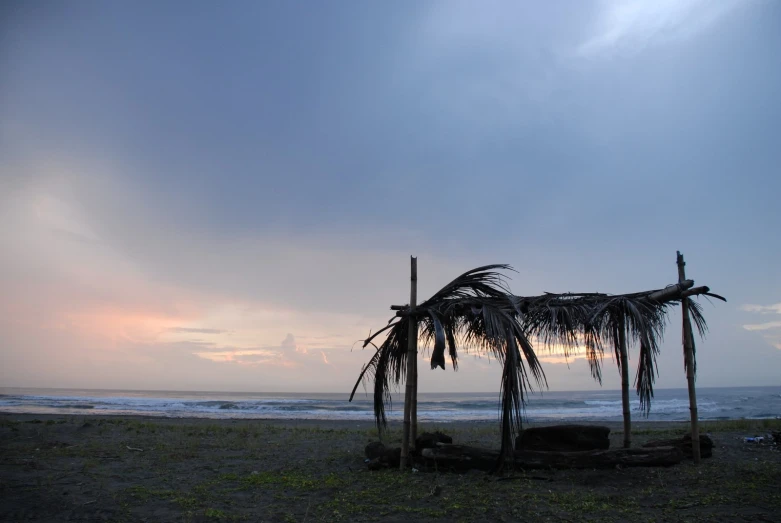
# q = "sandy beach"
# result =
<box><xmin>1</xmin><ymin>414</ymin><xmax>779</xmax><ymax>522</ymax></box>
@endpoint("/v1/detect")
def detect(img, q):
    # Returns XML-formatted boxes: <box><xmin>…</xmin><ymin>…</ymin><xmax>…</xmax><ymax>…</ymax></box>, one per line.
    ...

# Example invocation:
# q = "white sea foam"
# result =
<box><xmin>1</xmin><ymin>387</ymin><xmax>779</xmax><ymax>421</ymax></box>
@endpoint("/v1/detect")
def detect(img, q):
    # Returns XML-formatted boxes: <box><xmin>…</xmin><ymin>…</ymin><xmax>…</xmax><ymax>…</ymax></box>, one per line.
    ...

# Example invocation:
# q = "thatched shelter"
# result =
<box><xmin>350</xmin><ymin>257</ymin><xmax>724</xmax><ymax>470</ymax></box>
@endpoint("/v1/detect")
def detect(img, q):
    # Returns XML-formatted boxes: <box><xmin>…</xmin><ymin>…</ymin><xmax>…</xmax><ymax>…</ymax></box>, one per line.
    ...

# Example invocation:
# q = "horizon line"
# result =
<box><xmin>1</xmin><ymin>384</ymin><xmax>778</xmax><ymax>396</ymax></box>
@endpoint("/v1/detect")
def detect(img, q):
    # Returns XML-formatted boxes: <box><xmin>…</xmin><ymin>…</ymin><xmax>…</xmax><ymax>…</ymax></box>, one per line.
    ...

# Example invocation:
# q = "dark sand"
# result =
<box><xmin>1</xmin><ymin>414</ymin><xmax>779</xmax><ymax>522</ymax></box>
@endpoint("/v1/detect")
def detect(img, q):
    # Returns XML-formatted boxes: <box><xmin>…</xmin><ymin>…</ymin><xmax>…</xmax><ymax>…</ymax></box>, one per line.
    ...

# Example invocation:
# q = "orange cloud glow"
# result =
<box><xmin>63</xmin><ymin>308</ymin><xmax>192</xmax><ymax>346</ymax></box>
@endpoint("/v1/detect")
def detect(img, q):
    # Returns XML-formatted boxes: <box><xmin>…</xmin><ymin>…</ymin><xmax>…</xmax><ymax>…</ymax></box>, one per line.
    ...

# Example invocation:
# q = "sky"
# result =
<box><xmin>1</xmin><ymin>0</ymin><xmax>780</xmax><ymax>396</ymax></box>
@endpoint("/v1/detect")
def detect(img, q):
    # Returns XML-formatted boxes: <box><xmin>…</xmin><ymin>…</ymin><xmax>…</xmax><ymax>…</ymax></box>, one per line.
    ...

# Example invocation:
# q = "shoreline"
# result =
<box><xmin>0</xmin><ymin>411</ymin><xmax>714</xmax><ymax>431</ymax></box>
<box><xmin>1</xmin><ymin>410</ymin><xmax>775</xmax><ymax>427</ymax></box>
<box><xmin>3</xmin><ymin>386</ymin><xmax>778</xmax><ymax>427</ymax></box>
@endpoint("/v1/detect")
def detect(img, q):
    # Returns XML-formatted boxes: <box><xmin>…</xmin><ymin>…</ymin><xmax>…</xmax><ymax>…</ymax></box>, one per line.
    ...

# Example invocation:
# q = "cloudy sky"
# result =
<box><xmin>1</xmin><ymin>0</ymin><xmax>779</xmax><ymax>395</ymax></box>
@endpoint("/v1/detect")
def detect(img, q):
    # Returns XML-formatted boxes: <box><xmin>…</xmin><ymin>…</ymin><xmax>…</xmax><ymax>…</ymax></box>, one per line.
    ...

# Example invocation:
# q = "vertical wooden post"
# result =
<box><xmin>411</xmin><ymin>328</ymin><xmax>418</xmax><ymax>447</ymax></box>
<box><xmin>618</xmin><ymin>315</ymin><xmax>631</xmax><ymax>448</ymax></box>
<box><xmin>677</xmin><ymin>251</ymin><xmax>701</xmax><ymax>464</ymax></box>
<box><xmin>400</xmin><ymin>256</ymin><xmax>417</xmax><ymax>470</ymax></box>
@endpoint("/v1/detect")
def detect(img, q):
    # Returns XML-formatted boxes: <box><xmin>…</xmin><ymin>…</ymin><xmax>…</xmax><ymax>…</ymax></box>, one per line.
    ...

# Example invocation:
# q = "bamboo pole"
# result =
<box><xmin>411</xmin><ymin>329</ymin><xmax>418</xmax><ymax>447</ymax></box>
<box><xmin>618</xmin><ymin>315</ymin><xmax>631</xmax><ymax>448</ymax></box>
<box><xmin>400</xmin><ymin>256</ymin><xmax>417</xmax><ymax>470</ymax></box>
<box><xmin>677</xmin><ymin>251</ymin><xmax>701</xmax><ymax>464</ymax></box>
<box><xmin>410</xmin><ymin>257</ymin><xmax>419</xmax><ymax>446</ymax></box>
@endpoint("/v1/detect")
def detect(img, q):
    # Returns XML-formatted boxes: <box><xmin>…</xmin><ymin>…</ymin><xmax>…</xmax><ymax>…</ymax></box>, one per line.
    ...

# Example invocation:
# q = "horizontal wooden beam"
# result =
<box><xmin>388</xmin><ymin>280</ymin><xmax>728</xmax><ymax>317</ymax></box>
<box><xmin>645</xmin><ymin>280</ymin><xmax>694</xmax><ymax>302</ymax></box>
<box><xmin>681</xmin><ymin>286</ymin><xmax>709</xmax><ymax>298</ymax></box>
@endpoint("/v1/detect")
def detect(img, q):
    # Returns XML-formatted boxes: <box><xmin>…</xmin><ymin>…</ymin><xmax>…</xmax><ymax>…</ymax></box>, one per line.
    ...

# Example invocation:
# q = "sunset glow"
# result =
<box><xmin>1</xmin><ymin>1</ymin><xmax>779</xmax><ymax>393</ymax></box>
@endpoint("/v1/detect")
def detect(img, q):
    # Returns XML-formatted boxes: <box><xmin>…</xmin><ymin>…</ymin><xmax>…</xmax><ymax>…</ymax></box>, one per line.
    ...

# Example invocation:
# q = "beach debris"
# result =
<box><xmin>416</xmin><ymin>431</ymin><xmax>453</xmax><ymax>450</ymax></box>
<box><xmin>643</xmin><ymin>433</ymin><xmax>714</xmax><ymax>459</ymax></box>
<box><xmin>365</xmin><ymin>442</ymin><xmax>401</xmax><ymax>470</ymax></box>
<box><xmin>515</xmin><ymin>425</ymin><xmax>611</xmax><ymax>452</ymax></box>
<box><xmin>365</xmin><ymin>441</ymin><xmax>386</xmax><ymax>460</ymax></box>
<box><xmin>125</xmin><ymin>445</ymin><xmax>144</xmax><ymax>452</ymax></box>
<box><xmin>743</xmin><ymin>437</ymin><xmax>764</xmax><ymax>443</ymax></box>
<box><xmin>421</xmin><ymin>444</ymin><xmax>684</xmax><ymax>472</ymax></box>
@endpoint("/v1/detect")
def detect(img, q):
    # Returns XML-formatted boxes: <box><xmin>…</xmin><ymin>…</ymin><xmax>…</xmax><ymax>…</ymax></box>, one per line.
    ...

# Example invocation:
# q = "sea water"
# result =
<box><xmin>0</xmin><ymin>386</ymin><xmax>779</xmax><ymax>422</ymax></box>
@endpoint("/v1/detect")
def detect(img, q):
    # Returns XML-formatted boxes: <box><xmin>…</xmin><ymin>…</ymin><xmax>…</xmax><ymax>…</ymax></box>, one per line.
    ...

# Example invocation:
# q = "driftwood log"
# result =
<box><xmin>515</xmin><ymin>425</ymin><xmax>610</xmax><ymax>452</ymax></box>
<box><xmin>365</xmin><ymin>442</ymin><xmax>401</xmax><ymax>470</ymax></box>
<box><xmin>416</xmin><ymin>431</ymin><xmax>453</xmax><ymax>449</ymax></box>
<box><xmin>643</xmin><ymin>434</ymin><xmax>714</xmax><ymax>459</ymax></box>
<box><xmin>421</xmin><ymin>444</ymin><xmax>684</xmax><ymax>472</ymax></box>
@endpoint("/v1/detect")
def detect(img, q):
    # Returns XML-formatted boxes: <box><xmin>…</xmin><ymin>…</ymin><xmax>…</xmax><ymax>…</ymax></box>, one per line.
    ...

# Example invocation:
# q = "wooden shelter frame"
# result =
<box><xmin>350</xmin><ymin>253</ymin><xmax>725</xmax><ymax>471</ymax></box>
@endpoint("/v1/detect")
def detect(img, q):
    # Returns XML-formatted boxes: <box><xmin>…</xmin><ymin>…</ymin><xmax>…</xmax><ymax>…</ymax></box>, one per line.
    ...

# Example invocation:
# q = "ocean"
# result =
<box><xmin>0</xmin><ymin>386</ymin><xmax>779</xmax><ymax>423</ymax></box>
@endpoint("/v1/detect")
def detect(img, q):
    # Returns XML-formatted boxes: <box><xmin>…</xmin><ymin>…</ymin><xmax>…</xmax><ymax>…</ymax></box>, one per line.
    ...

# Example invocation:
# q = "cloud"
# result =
<box><xmin>192</xmin><ymin>334</ymin><xmax>339</xmax><ymax>369</ymax></box>
<box><xmin>578</xmin><ymin>0</ymin><xmax>744</xmax><ymax>57</ymax></box>
<box><xmin>741</xmin><ymin>303</ymin><xmax>781</xmax><ymax>315</ymax></box>
<box><xmin>168</xmin><ymin>327</ymin><xmax>227</xmax><ymax>334</ymax></box>
<box><xmin>1</xmin><ymin>1</ymin><xmax>779</xmax><ymax>392</ymax></box>
<box><xmin>537</xmin><ymin>354</ymin><xmax>587</xmax><ymax>365</ymax></box>
<box><xmin>741</xmin><ymin>301</ymin><xmax>781</xmax><ymax>350</ymax></box>
<box><xmin>741</xmin><ymin>302</ymin><xmax>781</xmax><ymax>333</ymax></box>
<box><xmin>742</xmin><ymin>321</ymin><xmax>781</xmax><ymax>332</ymax></box>
<box><xmin>32</xmin><ymin>193</ymin><xmax>101</xmax><ymax>244</ymax></box>
<box><xmin>194</xmin><ymin>348</ymin><xmax>283</xmax><ymax>365</ymax></box>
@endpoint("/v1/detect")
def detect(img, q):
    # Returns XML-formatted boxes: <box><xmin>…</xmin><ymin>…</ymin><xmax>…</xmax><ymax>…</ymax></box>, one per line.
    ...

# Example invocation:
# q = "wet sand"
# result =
<box><xmin>1</xmin><ymin>413</ymin><xmax>779</xmax><ymax>522</ymax></box>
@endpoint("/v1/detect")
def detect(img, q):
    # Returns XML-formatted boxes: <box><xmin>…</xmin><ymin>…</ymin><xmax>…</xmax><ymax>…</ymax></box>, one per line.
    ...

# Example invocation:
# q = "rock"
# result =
<box><xmin>367</xmin><ymin>457</ymin><xmax>384</xmax><ymax>471</ymax></box>
<box><xmin>515</xmin><ymin>425</ymin><xmax>611</xmax><ymax>452</ymax></box>
<box><xmin>365</xmin><ymin>441</ymin><xmax>385</xmax><ymax>460</ymax></box>
<box><xmin>416</xmin><ymin>431</ymin><xmax>453</xmax><ymax>450</ymax></box>
<box><xmin>383</xmin><ymin>447</ymin><xmax>401</xmax><ymax>468</ymax></box>
<box><xmin>365</xmin><ymin>443</ymin><xmax>401</xmax><ymax>470</ymax></box>
<box><xmin>643</xmin><ymin>434</ymin><xmax>714</xmax><ymax>459</ymax></box>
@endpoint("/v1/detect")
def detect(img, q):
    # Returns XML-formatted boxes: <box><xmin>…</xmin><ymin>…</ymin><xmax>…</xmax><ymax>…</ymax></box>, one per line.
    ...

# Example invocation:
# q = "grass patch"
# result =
<box><xmin>241</xmin><ymin>470</ymin><xmax>317</xmax><ymax>489</ymax></box>
<box><xmin>126</xmin><ymin>485</ymin><xmax>175</xmax><ymax>500</ymax></box>
<box><xmin>699</xmin><ymin>419</ymin><xmax>781</xmax><ymax>433</ymax></box>
<box><xmin>615</xmin><ymin>419</ymin><xmax>781</xmax><ymax>437</ymax></box>
<box><xmin>204</xmin><ymin>507</ymin><xmax>245</xmax><ymax>520</ymax></box>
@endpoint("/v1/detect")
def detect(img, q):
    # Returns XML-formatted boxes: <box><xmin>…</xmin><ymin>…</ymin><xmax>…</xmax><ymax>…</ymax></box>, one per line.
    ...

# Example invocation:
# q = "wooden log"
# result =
<box><xmin>390</xmin><ymin>279</ymin><xmax>714</xmax><ymax>318</ymax></box>
<box><xmin>681</xmin><ymin>286</ymin><xmax>709</xmax><ymax>298</ymax></box>
<box><xmin>417</xmin><ymin>431</ymin><xmax>453</xmax><ymax>450</ymax></box>
<box><xmin>646</xmin><ymin>280</ymin><xmax>694</xmax><ymax>302</ymax></box>
<box><xmin>643</xmin><ymin>434</ymin><xmax>713</xmax><ymax>459</ymax></box>
<box><xmin>365</xmin><ymin>443</ymin><xmax>402</xmax><ymax>470</ymax></box>
<box><xmin>400</xmin><ymin>256</ymin><xmax>417</xmax><ymax>470</ymax></box>
<box><xmin>515</xmin><ymin>425</ymin><xmax>610</xmax><ymax>452</ymax></box>
<box><xmin>677</xmin><ymin>251</ymin><xmax>701</xmax><ymax>464</ymax></box>
<box><xmin>420</xmin><ymin>445</ymin><xmax>684</xmax><ymax>472</ymax></box>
